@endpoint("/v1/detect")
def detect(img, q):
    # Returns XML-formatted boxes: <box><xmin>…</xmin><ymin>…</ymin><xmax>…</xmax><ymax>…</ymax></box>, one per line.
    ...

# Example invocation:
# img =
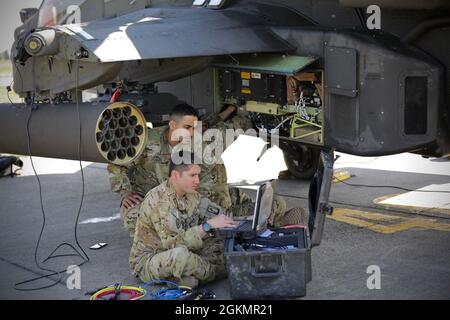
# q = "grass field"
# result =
<box><xmin>0</xmin><ymin>59</ymin><xmax>12</xmax><ymax>75</ymax></box>
<box><xmin>0</xmin><ymin>59</ymin><xmax>21</xmax><ymax>103</ymax></box>
<box><xmin>0</xmin><ymin>86</ymin><xmax>21</xmax><ymax>103</ymax></box>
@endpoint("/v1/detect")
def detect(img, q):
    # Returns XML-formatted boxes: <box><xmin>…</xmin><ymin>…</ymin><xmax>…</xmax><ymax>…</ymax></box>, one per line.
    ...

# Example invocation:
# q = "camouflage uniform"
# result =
<box><xmin>201</xmin><ymin>111</ymin><xmax>255</xmax><ymax>216</ymax></box>
<box><xmin>129</xmin><ymin>180</ymin><xmax>226</xmax><ymax>287</ymax></box>
<box><xmin>196</xmin><ymin>161</ymin><xmax>232</xmax><ymax>209</ymax></box>
<box><xmin>203</xmin><ymin>112</ymin><xmax>254</xmax><ymax>133</ymax></box>
<box><xmin>107</xmin><ymin>126</ymin><xmax>172</xmax><ymax>235</ymax></box>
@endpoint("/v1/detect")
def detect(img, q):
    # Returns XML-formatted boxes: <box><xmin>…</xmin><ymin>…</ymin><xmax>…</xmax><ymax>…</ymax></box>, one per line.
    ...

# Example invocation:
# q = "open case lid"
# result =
<box><xmin>252</xmin><ymin>180</ymin><xmax>275</xmax><ymax>231</ymax></box>
<box><xmin>308</xmin><ymin>150</ymin><xmax>334</xmax><ymax>247</ymax></box>
<box><xmin>228</xmin><ymin>180</ymin><xmax>275</xmax><ymax>231</ymax></box>
<box><xmin>216</xmin><ymin>180</ymin><xmax>275</xmax><ymax>239</ymax></box>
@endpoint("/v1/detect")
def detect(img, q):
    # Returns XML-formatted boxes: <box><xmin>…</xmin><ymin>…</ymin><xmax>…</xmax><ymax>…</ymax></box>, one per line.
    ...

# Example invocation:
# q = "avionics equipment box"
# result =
<box><xmin>223</xmin><ymin>150</ymin><xmax>334</xmax><ymax>299</ymax></box>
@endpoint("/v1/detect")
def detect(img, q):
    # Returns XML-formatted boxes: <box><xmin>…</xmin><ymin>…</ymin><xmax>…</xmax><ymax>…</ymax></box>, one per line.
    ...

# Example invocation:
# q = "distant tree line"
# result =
<box><xmin>1</xmin><ymin>50</ymin><xmax>10</xmax><ymax>60</ymax></box>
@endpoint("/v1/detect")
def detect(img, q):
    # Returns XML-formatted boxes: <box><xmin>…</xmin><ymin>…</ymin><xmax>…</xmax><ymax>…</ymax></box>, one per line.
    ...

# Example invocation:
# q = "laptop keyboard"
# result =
<box><xmin>234</xmin><ymin>220</ymin><xmax>252</xmax><ymax>231</ymax></box>
<box><xmin>220</xmin><ymin>220</ymin><xmax>252</xmax><ymax>231</ymax></box>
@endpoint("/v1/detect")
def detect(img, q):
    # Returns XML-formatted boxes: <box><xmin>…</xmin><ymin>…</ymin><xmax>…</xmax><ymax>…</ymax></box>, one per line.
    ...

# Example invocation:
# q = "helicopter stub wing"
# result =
<box><xmin>58</xmin><ymin>7</ymin><xmax>295</xmax><ymax>63</ymax></box>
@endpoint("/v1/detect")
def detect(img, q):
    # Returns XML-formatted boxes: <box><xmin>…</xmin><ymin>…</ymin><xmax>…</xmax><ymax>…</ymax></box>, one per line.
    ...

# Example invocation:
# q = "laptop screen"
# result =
<box><xmin>252</xmin><ymin>181</ymin><xmax>275</xmax><ymax>231</ymax></box>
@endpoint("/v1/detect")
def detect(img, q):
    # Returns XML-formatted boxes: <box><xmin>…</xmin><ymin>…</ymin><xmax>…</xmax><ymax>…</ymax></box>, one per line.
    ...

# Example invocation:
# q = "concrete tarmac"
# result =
<box><xmin>0</xmin><ymin>154</ymin><xmax>449</xmax><ymax>300</ymax></box>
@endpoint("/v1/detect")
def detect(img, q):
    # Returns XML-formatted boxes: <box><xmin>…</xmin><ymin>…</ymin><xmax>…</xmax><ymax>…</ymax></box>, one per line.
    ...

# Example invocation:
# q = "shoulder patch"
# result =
<box><xmin>207</xmin><ymin>205</ymin><xmax>220</xmax><ymax>215</ymax></box>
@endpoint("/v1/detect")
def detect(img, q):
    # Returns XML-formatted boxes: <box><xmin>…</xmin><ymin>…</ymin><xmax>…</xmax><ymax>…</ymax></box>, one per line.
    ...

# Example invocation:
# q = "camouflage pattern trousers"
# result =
<box><xmin>135</xmin><ymin>238</ymin><xmax>226</xmax><ymax>286</ymax></box>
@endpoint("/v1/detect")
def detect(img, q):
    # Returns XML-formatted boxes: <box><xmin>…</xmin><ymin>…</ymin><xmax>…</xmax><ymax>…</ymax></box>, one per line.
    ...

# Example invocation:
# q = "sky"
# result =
<box><xmin>0</xmin><ymin>0</ymin><xmax>42</xmax><ymax>53</ymax></box>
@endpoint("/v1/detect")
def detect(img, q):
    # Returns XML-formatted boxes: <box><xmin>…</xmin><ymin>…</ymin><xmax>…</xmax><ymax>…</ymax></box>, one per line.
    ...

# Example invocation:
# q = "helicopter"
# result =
<box><xmin>0</xmin><ymin>0</ymin><xmax>449</xmax><ymax>177</ymax></box>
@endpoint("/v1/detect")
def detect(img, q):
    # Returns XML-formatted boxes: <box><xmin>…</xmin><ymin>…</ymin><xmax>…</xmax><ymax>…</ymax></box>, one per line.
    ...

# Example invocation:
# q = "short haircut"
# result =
<box><xmin>168</xmin><ymin>151</ymin><xmax>201</xmax><ymax>177</ymax></box>
<box><xmin>170</xmin><ymin>103</ymin><xmax>199</xmax><ymax>120</ymax></box>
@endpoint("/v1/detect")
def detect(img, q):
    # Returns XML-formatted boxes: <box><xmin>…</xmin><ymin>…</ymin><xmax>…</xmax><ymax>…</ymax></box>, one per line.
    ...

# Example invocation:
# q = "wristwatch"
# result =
<box><xmin>202</xmin><ymin>222</ymin><xmax>213</xmax><ymax>236</ymax></box>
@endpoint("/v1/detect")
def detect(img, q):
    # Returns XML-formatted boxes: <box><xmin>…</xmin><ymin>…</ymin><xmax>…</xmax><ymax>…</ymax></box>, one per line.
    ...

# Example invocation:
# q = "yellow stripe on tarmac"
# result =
<box><xmin>329</xmin><ymin>208</ymin><xmax>450</xmax><ymax>234</ymax></box>
<box><xmin>333</xmin><ymin>170</ymin><xmax>351</xmax><ymax>184</ymax></box>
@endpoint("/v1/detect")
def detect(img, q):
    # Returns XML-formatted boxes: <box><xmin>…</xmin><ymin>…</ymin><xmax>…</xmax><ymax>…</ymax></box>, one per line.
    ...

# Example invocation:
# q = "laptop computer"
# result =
<box><xmin>214</xmin><ymin>180</ymin><xmax>275</xmax><ymax>239</ymax></box>
<box><xmin>215</xmin><ymin>149</ymin><xmax>334</xmax><ymax>244</ymax></box>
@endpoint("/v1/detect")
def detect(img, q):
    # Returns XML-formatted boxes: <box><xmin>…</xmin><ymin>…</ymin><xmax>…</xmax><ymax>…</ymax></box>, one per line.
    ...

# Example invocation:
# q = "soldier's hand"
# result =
<box><xmin>218</xmin><ymin>105</ymin><xmax>238</xmax><ymax>121</ymax></box>
<box><xmin>207</xmin><ymin>214</ymin><xmax>240</xmax><ymax>229</ymax></box>
<box><xmin>121</xmin><ymin>193</ymin><xmax>144</xmax><ymax>209</ymax></box>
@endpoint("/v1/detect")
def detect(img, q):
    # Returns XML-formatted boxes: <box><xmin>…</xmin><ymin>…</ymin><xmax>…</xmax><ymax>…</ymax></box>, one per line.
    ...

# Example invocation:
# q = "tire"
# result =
<box><xmin>283</xmin><ymin>145</ymin><xmax>320</xmax><ymax>180</ymax></box>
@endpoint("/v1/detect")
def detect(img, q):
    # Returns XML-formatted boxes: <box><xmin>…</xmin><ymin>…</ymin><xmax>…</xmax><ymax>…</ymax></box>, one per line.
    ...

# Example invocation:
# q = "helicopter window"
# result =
<box><xmin>37</xmin><ymin>0</ymin><xmax>85</xmax><ymax>27</ymax></box>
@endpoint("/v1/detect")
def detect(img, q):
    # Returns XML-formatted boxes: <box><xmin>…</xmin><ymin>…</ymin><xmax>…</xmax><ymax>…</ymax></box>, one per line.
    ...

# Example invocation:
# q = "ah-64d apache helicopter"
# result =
<box><xmin>0</xmin><ymin>1</ymin><xmax>449</xmax><ymax>298</ymax></box>
<box><xmin>0</xmin><ymin>0</ymin><xmax>449</xmax><ymax>176</ymax></box>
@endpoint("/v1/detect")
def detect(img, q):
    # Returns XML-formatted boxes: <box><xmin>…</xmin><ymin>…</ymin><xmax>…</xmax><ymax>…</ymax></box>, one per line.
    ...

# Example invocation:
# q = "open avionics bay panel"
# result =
<box><xmin>213</xmin><ymin>54</ymin><xmax>324</xmax><ymax>146</ymax></box>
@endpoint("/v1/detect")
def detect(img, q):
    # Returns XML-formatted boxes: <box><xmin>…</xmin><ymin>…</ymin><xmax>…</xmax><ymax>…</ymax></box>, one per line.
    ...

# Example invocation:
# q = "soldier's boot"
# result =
<box><xmin>179</xmin><ymin>276</ymin><xmax>199</xmax><ymax>288</ymax></box>
<box><xmin>273</xmin><ymin>207</ymin><xmax>307</xmax><ymax>227</ymax></box>
<box><xmin>197</xmin><ymin>238</ymin><xmax>227</xmax><ymax>284</ymax></box>
<box><xmin>213</xmin><ymin>263</ymin><xmax>227</xmax><ymax>280</ymax></box>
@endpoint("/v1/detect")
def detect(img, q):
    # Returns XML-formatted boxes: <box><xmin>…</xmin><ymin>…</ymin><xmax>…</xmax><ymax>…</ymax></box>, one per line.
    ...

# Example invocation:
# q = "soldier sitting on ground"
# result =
<box><xmin>129</xmin><ymin>152</ymin><xmax>238</xmax><ymax>288</ymax></box>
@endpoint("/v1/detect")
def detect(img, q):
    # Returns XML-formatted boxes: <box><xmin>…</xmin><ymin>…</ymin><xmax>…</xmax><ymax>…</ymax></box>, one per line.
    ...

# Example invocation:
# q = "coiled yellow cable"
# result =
<box><xmin>90</xmin><ymin>285</ymin><xmax>146</xmax><ymax>300</ymax></box>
